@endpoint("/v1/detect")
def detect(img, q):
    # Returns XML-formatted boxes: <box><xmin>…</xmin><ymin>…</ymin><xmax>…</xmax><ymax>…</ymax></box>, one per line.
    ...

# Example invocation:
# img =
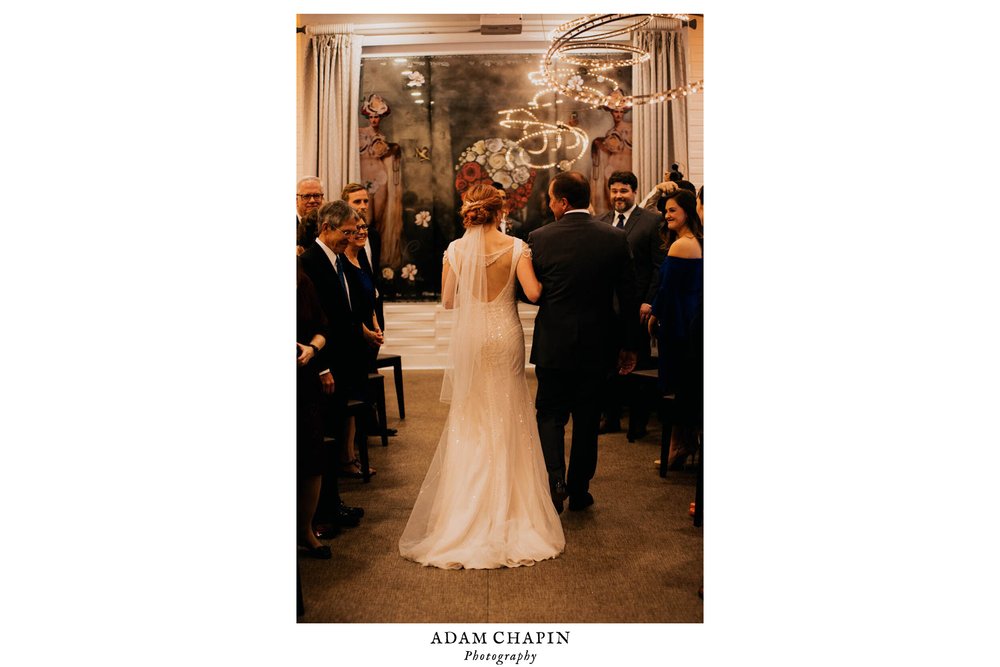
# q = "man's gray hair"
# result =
<box><xmin>316</xmin><ymin>200</ymin><xmax>357</xmax><ymax>231</ymax></box>
<box><xmin>297</xmin><ymin>176</ymin><xmax>324</xmax><ymax>193</ymax></box>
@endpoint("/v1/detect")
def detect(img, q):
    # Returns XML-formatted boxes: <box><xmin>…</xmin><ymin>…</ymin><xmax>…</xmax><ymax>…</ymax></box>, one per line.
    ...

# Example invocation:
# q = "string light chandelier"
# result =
<box><xmin>537</xmin><ymin>13</ymin><xmax>704</xmax><ymax>109</ymax></box>
<box><xmin>497</xmin><ymin>97</ymin><xmax>590</xmax><ymax>171</ymax></box>
<box><xmin>494</xmin><ymin>13</ymin><xmax>702</xmax><ymax>171</ymax></box>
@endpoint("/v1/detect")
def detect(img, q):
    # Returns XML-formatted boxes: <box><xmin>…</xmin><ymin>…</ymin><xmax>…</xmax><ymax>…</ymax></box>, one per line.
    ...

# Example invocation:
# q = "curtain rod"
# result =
<box><xmin>296</xmin><ymin>17</ymin><xmax>698</xmax><ymax>34</ymax></box>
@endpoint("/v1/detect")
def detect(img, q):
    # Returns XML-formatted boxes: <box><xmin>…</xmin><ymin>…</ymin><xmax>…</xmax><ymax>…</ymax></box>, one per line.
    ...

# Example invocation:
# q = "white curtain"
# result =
<box><xmin>300</xmin><ymin>24</ymin><xmax>363</xmax><ymax>197</ymax></box>
<box><xmin>631</xmin><ymin>18</ymin><xmax>689</xmax><ymax>197</ymax></box>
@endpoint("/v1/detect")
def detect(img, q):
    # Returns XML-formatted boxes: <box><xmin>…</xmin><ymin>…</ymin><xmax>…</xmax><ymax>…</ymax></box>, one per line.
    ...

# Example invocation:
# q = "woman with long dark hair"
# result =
<box><xmin>648</xmin><ymin>188</ymin><xmax>703</xmax><ymax>469</ymax></box>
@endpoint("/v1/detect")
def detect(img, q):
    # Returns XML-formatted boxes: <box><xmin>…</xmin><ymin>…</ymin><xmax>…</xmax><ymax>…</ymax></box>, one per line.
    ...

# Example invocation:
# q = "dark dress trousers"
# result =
<box><xmin>527</xmin><ymin>211</ymin><xmax>640</xmax><ymax>496</ymax></box>
<box><xmin>598</xmin><ymin>206</ymin><xmax>666</xmax><ymax>427</ymax></box>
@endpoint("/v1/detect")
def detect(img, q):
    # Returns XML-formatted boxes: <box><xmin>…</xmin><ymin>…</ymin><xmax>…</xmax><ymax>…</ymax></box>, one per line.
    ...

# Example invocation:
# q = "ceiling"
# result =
<box><xmin>297</xmin><ymin>14</ymin><xmax>585</xmax><ymax>56</ymax></box>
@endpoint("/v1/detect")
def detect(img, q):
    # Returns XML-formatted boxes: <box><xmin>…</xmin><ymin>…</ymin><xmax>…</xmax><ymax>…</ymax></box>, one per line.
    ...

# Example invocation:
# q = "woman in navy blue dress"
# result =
<box><xmin>341</xmin><ymin>220</ymin><xmax>384</xmax><ymax>477</ymax></box>
<box><xmin>648</xmin><ymin>188</ymin><xmax>703</xmax><ymax>469</ymax></box>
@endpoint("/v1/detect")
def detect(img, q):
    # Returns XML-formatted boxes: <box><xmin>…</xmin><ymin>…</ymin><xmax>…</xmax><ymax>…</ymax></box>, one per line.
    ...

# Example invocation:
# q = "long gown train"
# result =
<box><xmin>399</xmin><ymin>236</ymin><xmax>565</xmax><ymax>569</ymax></box>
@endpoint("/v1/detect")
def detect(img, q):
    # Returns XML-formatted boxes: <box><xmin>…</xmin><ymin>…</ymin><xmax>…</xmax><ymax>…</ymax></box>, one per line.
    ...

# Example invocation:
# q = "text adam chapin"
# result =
<box><xmin>430</xmin><ymin>630</ymin><xmax>570</xmax><ymax>665</ymax></box>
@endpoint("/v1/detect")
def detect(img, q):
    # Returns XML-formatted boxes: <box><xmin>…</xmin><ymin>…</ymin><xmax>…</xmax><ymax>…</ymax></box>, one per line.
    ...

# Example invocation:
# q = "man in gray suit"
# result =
<box><xmin>527</xmin><ymin>171</ymin><xmax>641</xmax><ymax>513</ymax></box>
<box><xmin>598</xmin><ymin>170</ymin><xmax>666</xmax><ymax>437</ymax></box>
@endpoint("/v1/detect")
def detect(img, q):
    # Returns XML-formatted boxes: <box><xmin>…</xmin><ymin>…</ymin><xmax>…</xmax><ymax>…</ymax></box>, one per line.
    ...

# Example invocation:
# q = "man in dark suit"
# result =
<box><xmin>598</xmin><ymin>170</ymin><xmax>667</xmax><ymax>437</ymax></box>
<box><xmin>527</xmin><ymin>171</ymin><xmax>641</xmax><ymax>513</ymax></box>
<box><xmin>299</xmin><ymin>200</ymin><xmax>367</xmax><ymax>531</ymax></box>
<box><xmin>296</xmin><ymin>176</ymin><xmax>325</xmax><ymax>254</ymax></box>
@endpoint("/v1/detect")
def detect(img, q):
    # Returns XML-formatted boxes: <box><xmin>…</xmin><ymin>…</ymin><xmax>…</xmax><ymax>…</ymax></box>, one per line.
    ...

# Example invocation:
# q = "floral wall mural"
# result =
<box><xmin>360</xmin><ymin>54</ymin><xmax>632</xmax><ymax>300</ymax></box>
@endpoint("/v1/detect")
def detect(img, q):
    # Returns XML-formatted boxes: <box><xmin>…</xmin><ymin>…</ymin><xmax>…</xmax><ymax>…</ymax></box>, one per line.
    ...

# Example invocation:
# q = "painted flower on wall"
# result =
<box><xmin>402</xmin><ymin>70</ymin><xmax>425</xmax><ymax>87</ymax></box>
<box><xmin>381</xmin><ymin>267</ymin><xmax>394</xmax><ymax>280</ymax></box>
<box><xmin>415</xmin><ymin>211</ymin><xmax>431</xmax><ymax>228</ymax></box>
<box><xmin>401</xmin><ymin>264</ymin><xmax>418</xmax><ymax>281</ymax></box>
<box><xmin>454</xmin><ymin>137</ymin><xmax>537</xmax><ymax>212</ymax></box>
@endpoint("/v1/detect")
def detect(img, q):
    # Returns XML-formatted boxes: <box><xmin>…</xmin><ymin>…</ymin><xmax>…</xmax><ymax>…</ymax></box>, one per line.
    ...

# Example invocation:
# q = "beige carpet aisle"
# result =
<box><xmin>298</xmin><ymin>369</ymin><xmax>703</xmax><ymax>623</ymax></box>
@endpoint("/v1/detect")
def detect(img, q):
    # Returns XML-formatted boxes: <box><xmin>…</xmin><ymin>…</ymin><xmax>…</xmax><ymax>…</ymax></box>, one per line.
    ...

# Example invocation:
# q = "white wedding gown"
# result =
<box><xmin>399</xmin><ymin>232</ymin><xmax>565</xmax><ymax>569</ymax></box>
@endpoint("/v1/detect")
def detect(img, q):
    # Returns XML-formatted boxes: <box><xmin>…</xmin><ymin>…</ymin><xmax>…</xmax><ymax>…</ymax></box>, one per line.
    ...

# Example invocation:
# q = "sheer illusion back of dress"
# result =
<box><xmin>399</xmin><ymin>227</ymin><xmax>565</xmax><ymax>569</ymax></box>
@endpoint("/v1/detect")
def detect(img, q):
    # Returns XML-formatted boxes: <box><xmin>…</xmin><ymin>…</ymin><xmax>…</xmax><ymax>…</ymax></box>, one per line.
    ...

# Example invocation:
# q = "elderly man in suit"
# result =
<box><xmin>527</xmin><ymin>171</ymin><xmax>641</xmax><ymax>513</ymax></box>
<box><xmin>299</xmin><ymin>200</ymin><xmax>367</xmax><ymax>533</ymax></box>
<box><xmin>296</xmin><ymin>176</ymin><xmax>325</xmax><ymax>254</ymax></box>
<box><xmin>598</xmin><ymin>170</ymin><xmax>667</xmax><ymax>438</ymax></box>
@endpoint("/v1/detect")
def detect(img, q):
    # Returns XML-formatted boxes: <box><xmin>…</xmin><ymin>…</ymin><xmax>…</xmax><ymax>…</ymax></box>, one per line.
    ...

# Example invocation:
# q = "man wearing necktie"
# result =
<box><xmin>296</xmin><ymin>176</ymin><xmax>325</xmax><ymax>255</ymax></box>
<box><xmin>299</xmin><ymin>200</ymin><xmax>368</xmax><ymax>530</ymax></box>
<box><xmin>597</xmin><ymin>171</ymin><xmax>667</xmax><ymax>437</ymax></box>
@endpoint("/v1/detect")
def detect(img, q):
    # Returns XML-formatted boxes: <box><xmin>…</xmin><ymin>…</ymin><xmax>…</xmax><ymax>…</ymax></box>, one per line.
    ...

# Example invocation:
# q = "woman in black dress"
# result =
<box><xmin>339</xmin><ymin>219</ymin><xmax>384</xmax><ymax>477</ymax></box>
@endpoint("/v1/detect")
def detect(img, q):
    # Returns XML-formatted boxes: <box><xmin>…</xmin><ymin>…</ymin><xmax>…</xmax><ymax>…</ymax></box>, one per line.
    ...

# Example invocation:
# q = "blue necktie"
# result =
<box><xmin>336</xmin><ymin>256</ymin><xmax>352</xmax><ymax>310</ymax></box>
<box><xmin>616</xmin><ymin>213</ymin><xmax>626</xmax><ymax>229</ymax></box>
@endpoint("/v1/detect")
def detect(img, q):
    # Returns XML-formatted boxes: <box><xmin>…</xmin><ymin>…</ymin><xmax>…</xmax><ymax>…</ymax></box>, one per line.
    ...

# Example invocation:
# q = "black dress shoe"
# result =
<box><xmin>384</xmin><ymin>427</ymin><xmax>398</xmax><ymax>437</ymax></box>
<box><xmin>331</xmin><ymin>507</ymin><xmax>361</xmax><ymax>528</ymax></box>
<box><xmin>551</xmin><ymin>481</ymin><xmax>567</xmax><ymax>514</ymax></box>
<box><xmin>338</xmin><ymin>503</ymin><xmax>365</xmax><ymax>519</ymax></box>
<box><xmin>626</xmin><ymin>428</ymin><xmax>648</xmax><ymax>442</ymax></box>
<box><xmin>598</xmin><ymin>419</ymin><xmax>621</xmax><ymax>434</ymax></box>
<box><xmin>568</xmin><ymin>492</ymin><xmax>594</xmax><ymax>511</ymax></box>
<box><xmin>299</xmin><ymin>543</ymin><xmax>332</xmax><ymax>559</ymax></box>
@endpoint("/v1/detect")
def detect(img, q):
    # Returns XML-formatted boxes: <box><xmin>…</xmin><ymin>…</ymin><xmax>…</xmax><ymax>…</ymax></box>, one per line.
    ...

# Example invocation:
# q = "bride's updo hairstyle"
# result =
<box><xmin>460</xmin><ymin>184</ymin><xmax>503</xmax><ymax>229</ymax></box>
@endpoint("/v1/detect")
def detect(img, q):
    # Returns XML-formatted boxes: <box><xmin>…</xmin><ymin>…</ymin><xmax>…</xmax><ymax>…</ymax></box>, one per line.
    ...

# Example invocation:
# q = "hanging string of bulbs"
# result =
<box><xmin>539</xmin><ymin>13</ymin><xmax>704</xmax><ymax>109</ymax></box>
<box><xmin>496</xmin><ymin>13</ymin><xmax>703</xmax><ymax>172</ymax></box>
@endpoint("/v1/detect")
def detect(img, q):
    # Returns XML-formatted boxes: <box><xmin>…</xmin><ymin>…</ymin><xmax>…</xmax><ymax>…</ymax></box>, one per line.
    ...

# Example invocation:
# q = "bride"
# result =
<box><xmin>399</xmin><ymin>184</ymin><xmax>566</xmax><ymax>569</ymax></box>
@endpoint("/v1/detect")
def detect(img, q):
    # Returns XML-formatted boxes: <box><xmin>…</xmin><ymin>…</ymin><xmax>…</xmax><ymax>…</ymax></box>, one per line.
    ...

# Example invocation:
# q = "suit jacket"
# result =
<box><xmin>599</xmin><ymin>206</ymin><xmax>666</xmax><ymax>305</ymax></box>
<box><xmin>362</xmin><ymin>226</ymin><xmax>385</xmax><ymax>330</ymax></box>
<box><xmin>299</xmin><ymin>241</ymin><xmax>367</xmax><ymax>385</ymax></box>
<box><xmin>527</xmin><ymin>211</ymin><xmax>640</xmax><ymax>371</ymax></box>
<box><xmin>367</xmin><ymin>225</ymin><xmax>382</xmax><ymax>279</ymax></box>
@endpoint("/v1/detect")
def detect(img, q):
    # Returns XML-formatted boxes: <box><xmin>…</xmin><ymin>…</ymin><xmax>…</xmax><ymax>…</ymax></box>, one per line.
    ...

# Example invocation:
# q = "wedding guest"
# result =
<box><xmin>297</xmin><ymin>261</ymin><xmax>331</xmax><ymax>558</ymax></box>
<box><xmin>648</xmin><ymin>188</ymin><xmax>703</xmax><ymax>470</ymax></box>
<box><xmin>299</xmin><ymin>201</ymin><xmax>368</xmax><ymax>525</ymax></box>
<box><xmin>639</xmin><ymin>164</ymin><xmax>697</xmax><ymax>211</ymax></box>
<box><xmin>341</xmin><ymin>183</ymin><xmax>384</xmax><ymax>330</ymax></box>
<box><xmin>297</xmin><ymin>209</ymin><xmax>319</xmax><ymax>253</ymax></box>
<box><xmin>296</xmin><ymin>176</ymin><xmax>325</xmax><ymax>255</ymax></box>
<box><xmin>340</xmin><ymin>213</ymin><xmax>384</xmax><ymax>477</ymax></box>
<box><xmin>596</xmin><ymin>171</ymin><xmax>666</xmax><ymax>437</ymax></box>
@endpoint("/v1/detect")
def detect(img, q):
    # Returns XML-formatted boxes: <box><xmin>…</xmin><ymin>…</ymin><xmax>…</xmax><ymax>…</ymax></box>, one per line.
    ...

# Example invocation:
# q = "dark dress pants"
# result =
<box><xmin>535</xmin><ymin>366</ymin><xmax>605</xmax><ymax>497</ymax></box>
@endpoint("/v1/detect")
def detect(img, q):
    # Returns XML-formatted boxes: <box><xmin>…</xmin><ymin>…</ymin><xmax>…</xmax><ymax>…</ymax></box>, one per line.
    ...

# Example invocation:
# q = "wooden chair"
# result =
<box><xmin>374</xmin><ymin>353</ymin><xmax>405</xmax><ymax>419</ymax></box>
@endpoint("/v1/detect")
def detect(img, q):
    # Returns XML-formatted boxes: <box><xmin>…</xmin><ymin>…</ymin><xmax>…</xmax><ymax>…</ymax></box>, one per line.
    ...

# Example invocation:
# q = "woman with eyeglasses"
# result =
<box><xmin>339</xmin><ymin>219</ymin><xmax>384</xmax><ymax>478</ymax></box>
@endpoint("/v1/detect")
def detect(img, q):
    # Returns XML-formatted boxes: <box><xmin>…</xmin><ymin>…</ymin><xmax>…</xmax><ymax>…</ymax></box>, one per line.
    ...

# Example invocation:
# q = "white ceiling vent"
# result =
<box><xmin>480</xmin><ymin>14</ymin><xmax>523</xmax><ymax>35</ymax></box>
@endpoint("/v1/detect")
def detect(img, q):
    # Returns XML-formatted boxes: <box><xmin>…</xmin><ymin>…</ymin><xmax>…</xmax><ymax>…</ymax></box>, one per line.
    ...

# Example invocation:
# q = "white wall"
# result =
<box><xmin>687</xmin><ymin>16</ymin><xmax>704</xmax><ymax>190</ymax></box>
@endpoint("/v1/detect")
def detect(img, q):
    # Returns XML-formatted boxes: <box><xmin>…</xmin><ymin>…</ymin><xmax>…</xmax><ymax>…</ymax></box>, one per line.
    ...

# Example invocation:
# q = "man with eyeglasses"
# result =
<box><xmin>299</xmin><ymin>200</ymin><xmax>367</xmax><ymax>536</ymax></box>
<box><xmin>296</xmin><ymin>177</ymin><xmax>325</xmax><ymax>254</ymax></box>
